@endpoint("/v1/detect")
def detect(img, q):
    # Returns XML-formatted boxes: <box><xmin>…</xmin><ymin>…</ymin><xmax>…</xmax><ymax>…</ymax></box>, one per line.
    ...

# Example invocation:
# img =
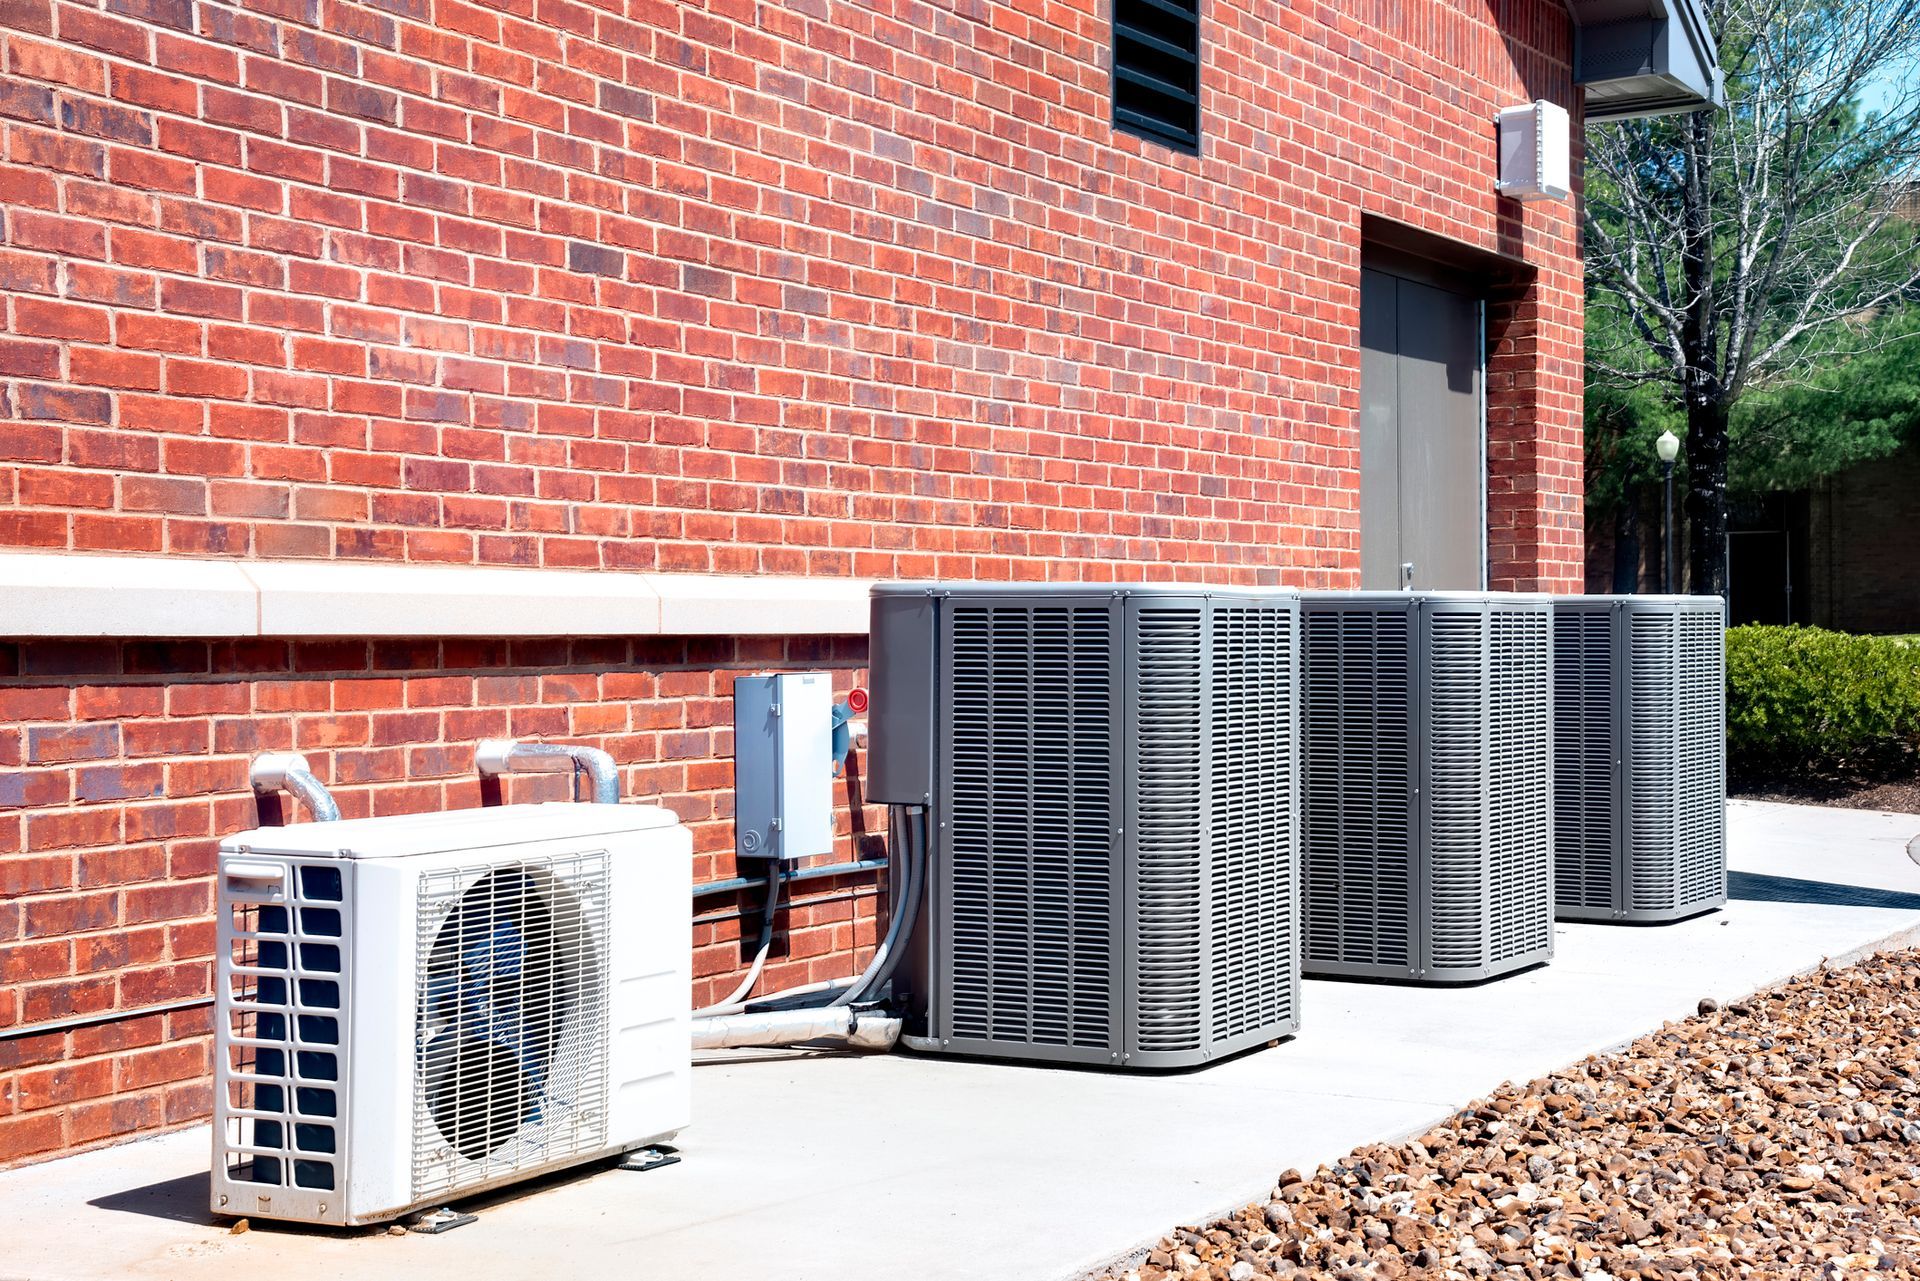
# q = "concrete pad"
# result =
<box><xmin>6</xmin><ymin>800</ymin><xmax>1920</xmax><ymax>1281</ymax></box>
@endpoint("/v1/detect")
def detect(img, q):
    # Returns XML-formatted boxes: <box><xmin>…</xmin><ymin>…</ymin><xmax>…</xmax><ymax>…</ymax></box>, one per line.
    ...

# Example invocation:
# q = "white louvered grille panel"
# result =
<box><xmin>1553</xmin><ymin>608</ymin><xmax>1615</xmax><ymax>912</ymax></box>
<box><xmin>1676</xmin><ymin>609</ymin><xmax>1726</xmax><ymax>907</ymax></box>
<box><xmin>1627</xmin><ymin>613</ymin><xmax>1680</xmax><ymax>913</ymax></box>
<box><xmin>411</xmin><ymin>850</ymin><xmax>611</xmax><ymax>1200</ymax></box>
<box><xmin>1301</xmin><ymin>607</ymin><xmax>1412</xmax><ymax>969</ymax></box>
<box><xmin>219</xmin><ymin>862</ymin><xmax>350</xmax><ymax>1199</ymax></box>
<box><xmin>1132</xmin><ymin>607</ymin><xmax>1205</xmax><ymax>1055</ymax></box>
<box><xmin>947</xmin><ymin>604</ymin><xmax>1114</xmax><ymax>1050</ymax></box>
<box><xmin>1487</xmin><ymin>607</ymin><xmax>1553</xmax><ymax>962</ymax></box>
<box><xmin>1426</xmin><ymin>612</ymin><xmax>1489</xmax><ymax>970</ymax></box>
<box><xmin>1207</xmin><ymin>605</ymin><xmax>1295</xmax><ymax>1042</ymax></box>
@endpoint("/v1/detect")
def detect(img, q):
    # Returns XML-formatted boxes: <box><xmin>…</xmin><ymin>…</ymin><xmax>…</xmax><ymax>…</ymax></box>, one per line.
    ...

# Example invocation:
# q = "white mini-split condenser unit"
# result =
<box><xmin>1552</xmin><ymin>595</ymin><xmax>1727</xmax><ymax>922</ymax></box>
<box><xmin>867</xmin><ymin>583</ymin><xmax>1302</xmax><ymax>1070</ymax></box>
<box><xmin>212</xmin><ymin>803</ymin><xmax>691</xmax><ymax>1226</ymax></box>
<box><xmin>1299</xmin><ymin>591</ymin><xmax>1555</xmax><ymax>984</ymax></box>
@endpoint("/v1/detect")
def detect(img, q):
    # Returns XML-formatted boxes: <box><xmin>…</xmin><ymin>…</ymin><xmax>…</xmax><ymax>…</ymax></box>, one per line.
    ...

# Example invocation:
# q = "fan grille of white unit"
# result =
<box><xmin>411</xmin><ymin>849</ymin><xmax>611</xmax><ymax>1200</ymax></box>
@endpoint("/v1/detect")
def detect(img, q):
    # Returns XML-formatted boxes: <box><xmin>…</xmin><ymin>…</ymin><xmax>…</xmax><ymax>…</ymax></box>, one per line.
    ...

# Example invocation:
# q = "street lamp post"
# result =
<box><xmin>1655</xmin><ymin>430</ymin><xmax>1680</xmax><ymax>594</ymax></box>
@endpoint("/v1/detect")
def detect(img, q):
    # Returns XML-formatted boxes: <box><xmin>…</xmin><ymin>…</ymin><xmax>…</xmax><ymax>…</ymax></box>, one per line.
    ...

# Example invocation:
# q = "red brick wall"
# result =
<box><xmin>1808</xmin><ymin>448</ymin><xmax>1920</xmax><ymax>634</ymax></box>
<box><xmin>0</xmin><ymin>635</ymin><xmax>875</xmax><ymax>1164</ymax></box>
<box><xmin>0</xmin><ymin>0</ymin><xmax>1586</xmax><ymax>1163</ymax></box>
<box><xmin>0</xmin><ymin>0</ymin><xmax>1581</xmax><ymax>583</ymax></box>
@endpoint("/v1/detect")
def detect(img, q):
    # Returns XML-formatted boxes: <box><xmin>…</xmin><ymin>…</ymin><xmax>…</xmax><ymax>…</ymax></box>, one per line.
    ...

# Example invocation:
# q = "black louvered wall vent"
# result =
<box><xmin>1113</xmin><ymin>0</ymin><xmax>1200</xmax><ymax>151</ymax></box>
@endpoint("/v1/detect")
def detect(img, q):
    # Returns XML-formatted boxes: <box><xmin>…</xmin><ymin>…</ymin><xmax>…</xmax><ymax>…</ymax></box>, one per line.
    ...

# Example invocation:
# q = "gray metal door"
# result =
<box><xmin>1360</xmin><ymin>266</ymin><xmax>1485</xmax><ymax>590</ymax></box>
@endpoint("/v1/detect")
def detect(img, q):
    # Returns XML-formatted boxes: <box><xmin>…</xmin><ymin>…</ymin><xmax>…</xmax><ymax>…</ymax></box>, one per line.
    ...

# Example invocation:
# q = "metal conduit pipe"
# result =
<box><xmin>475</xmin><ymin>738</ymin><xmax>621</xmax><ymax>805</ymax></box>
<box><xmin>249</xmin><ymin>752</ymin><xmax>341</xmax><ymax>824</ymax></box>
<box><xmin>692</xmin><ymin>856</ymin><xmax>890</xmax><ymax>899</ymax></box>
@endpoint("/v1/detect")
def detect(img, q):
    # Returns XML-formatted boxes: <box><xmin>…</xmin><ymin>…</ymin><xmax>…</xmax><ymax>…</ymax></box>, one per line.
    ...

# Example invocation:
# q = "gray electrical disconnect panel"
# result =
<box><xmin>869</xmin><ymin>582</ymin><xmax>1301</xmax><ymax>1070</ymax></box>
<box><xmin>1298</xmin><ymin>591</ymin><xmax>1554</xmax><ymax>984</ymax></box>
<box><xmin>1552</xmin><ymin>595</ymin><xmax>1727</xmax><ymax>923</ymax></box>
<box><xmin>734</xmin><ymin>672</ymin><xmax>835</xmax><ymax>861</ymax></box>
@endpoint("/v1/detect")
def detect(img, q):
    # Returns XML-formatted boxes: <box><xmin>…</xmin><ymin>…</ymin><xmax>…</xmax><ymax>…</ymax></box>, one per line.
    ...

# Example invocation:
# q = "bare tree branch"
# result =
<box><xmin>1585</xmin><ymin>0</ymin><xmax>1920</xmax><ymax>594</ymax></box>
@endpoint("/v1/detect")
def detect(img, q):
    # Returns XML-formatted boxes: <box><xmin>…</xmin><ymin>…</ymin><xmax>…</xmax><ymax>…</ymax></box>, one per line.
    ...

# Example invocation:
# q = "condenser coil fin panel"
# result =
<box><xmin>1300</xmin><ymin>605</ymin><xmax>1413</xmax><ymax>974</ymax></box>
<box><xmin>1673</xmin><ymin>607</ymin><xmax>1727</xmax><ymax>911</ymax></box>
<box><xmin>1299</xmin><ymin>592</ymin><xmax>1554</xmax><ymax>984</ymax></box>
<box><xmin>881</xmin><ymin>583</ymin><xmax>1300</xmax><ymax>1070</ymax></box>
<box><xmin>1552</xmin><ymin>607</ymin><xmax>1615</xmax><ymax>913</ymax></box>
<box><xmin>1129</xmin><ymin>603</ymin><xmax>1206</xmax><ymax>1057</ymax></box>
<box><xmin>941</xmin><ymin>599</ymin><xmax>1120</xmax><ymax>1062</ymax></box>
<box><xmin>1485</xmin><ymin>605</ymin><xmax>1553</xmax><ymax>964</ymax></box>
<box><xmin>1203</xmin><ymin>603</ymin><xmax>1297</xmax><ymax>1047</ymax></box>
<box><xmin>1552</xmin><ymin>596</ymin><xmax>1726</xmax><ymax>923</ymax></box>
<box><xmin>217</xmin><ymin>859</ymin><xmax>353</xmax><ymax>1210</ymax></box>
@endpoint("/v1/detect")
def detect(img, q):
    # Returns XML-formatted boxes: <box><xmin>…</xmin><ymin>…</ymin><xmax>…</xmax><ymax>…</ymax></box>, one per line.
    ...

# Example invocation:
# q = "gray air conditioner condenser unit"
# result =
<box><xmin>867</xmin><ymin>583</ymin><xmax>1301</xmax><ymax>1070</ymax></box>
<box><xmin>1299</xmin><ymin>591</ymin><xmax>1554</xmax><ymax>984</ymax></box>
<box><xmin>1551</xmin><ymin>595</ymin><xmax>1727</xmax><ymax>923</ymax></box>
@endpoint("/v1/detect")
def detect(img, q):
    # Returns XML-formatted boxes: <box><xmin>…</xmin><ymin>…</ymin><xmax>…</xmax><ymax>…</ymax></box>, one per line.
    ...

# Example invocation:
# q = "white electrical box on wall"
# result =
<box><xmin>1496</xmin><ymin>100</ymin><xmax>1571</xmax><ymax>202</ymax></box>
<box><xmin>734</xmin><ymin>672</ymin><xmax>835</xmax><ymax>861</ymax></box>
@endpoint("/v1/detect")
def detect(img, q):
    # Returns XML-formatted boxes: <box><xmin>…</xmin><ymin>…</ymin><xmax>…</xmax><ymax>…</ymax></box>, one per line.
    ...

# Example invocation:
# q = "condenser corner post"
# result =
<box><xmin>1551</xmin><ymin>595</ymin><xmax>1727</xmax><ymax>923</ymax></box>
<box><xmin>866</xmin><ymin>583</ymin><xmax>1302</xmax><ymax>1070</ymax></box>
<box><xmin>1298</xmin><ymin>591</ymin><xmax>1555</xmax><ymax>984</ymax></box>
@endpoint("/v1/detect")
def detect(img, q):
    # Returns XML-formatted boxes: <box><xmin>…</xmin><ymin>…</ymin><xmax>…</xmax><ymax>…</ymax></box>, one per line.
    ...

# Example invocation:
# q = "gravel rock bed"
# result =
<box><xmin>1105</xmin><ymin>951</ymin><xmax>1920</xmax><ymax>1281</ymax></box>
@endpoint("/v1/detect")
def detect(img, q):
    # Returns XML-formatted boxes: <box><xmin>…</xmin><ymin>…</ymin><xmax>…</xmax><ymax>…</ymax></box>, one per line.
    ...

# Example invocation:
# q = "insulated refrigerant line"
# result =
<box><xmin>690</xmin><ymin>805</ymin><xmax>927</xmax><ymax>1046</ymax></box>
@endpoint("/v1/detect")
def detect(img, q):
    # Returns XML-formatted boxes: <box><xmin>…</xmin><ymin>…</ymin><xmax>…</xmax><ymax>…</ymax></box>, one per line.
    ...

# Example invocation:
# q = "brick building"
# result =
<box><xmin>1717</xmin><ymin>445</ymin><xmax>1920</xmax><ymax>632</ymax></box>
<box><xmin>0</xmin><ymin>0</ymin><xmax>1714</xmax><ymax>1164</ymax></box>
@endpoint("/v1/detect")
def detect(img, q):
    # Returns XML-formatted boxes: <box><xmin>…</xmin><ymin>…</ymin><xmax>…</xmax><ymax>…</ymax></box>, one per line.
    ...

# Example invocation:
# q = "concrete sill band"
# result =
<box><xmin>0</xmin><ymin>551</ymin><xmax>873</xmax><ymax>639</ymax></box>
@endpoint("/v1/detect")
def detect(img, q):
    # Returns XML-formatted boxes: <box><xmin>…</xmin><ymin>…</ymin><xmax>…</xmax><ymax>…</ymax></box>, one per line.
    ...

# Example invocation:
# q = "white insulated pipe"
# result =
<box><xmin>475</xmin><ymin>738</ymin><xmax>621</xmax><ymax>805</ymax></box>
<box><xmin>693</xmin><ymin>1008</ymin><xmax>901</xmax><ymax>1051</ymax></box>
<box><xmin>248</xmin><ymin>752</ymin><xmax>341</xmax><ymax>823</ymax></box>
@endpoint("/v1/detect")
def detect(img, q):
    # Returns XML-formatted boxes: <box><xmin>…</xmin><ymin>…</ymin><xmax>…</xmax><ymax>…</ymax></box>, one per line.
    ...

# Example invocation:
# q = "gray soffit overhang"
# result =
<box><xmin>1571</xmin><ymin>0</ymin><xmax>1725</xmax><ymax>120</ymax></box>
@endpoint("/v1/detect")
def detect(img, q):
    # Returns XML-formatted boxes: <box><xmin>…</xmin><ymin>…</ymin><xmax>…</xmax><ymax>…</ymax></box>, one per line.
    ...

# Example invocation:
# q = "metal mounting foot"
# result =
<box><xmin>407</xmin><ymin>1207</ymin><xmax>478</xmax><ymax>1234</ymax></box>
<box><xmin>617</xmin><ymin>1144</ymin><xmax>680</xmax><ymax>1173</ymax></box>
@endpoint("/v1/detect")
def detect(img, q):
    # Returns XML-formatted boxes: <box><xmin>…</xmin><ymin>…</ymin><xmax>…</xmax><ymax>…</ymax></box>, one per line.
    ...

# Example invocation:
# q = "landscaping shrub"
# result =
<box><xmin>1726</xmin><ymin>625</ymin><xmax>1920</xmax><ymax>776</ymax></box>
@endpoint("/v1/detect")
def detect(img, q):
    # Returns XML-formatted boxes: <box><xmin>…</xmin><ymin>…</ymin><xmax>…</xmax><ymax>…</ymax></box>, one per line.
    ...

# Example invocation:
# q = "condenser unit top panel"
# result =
<box><xmin>223</xmin><ymin>802</ymin><xmax>681</xmax><ymax>860</ymax></box>
<box><xmin>1555</xmin><ymin>595</ymin><xmax>1726</xmax><ymax>606</ymax></box>
<box><xmin>1301</xmin><ymin>590</ymin><xmax>1554</xmax><ymax>605</ymax></box>
<box><xmin>872</xmin><ymin>581</ymin><xmax>1300</xmax><ymax>602</ymax></box>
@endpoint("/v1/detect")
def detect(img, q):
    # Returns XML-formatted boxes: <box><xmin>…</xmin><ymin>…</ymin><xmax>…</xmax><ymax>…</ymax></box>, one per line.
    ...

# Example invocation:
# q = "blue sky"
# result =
<box><xmin>1858</xmin><ymin>49</ymin><xmax>1918</xmax><ymax>115</ymax></box>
